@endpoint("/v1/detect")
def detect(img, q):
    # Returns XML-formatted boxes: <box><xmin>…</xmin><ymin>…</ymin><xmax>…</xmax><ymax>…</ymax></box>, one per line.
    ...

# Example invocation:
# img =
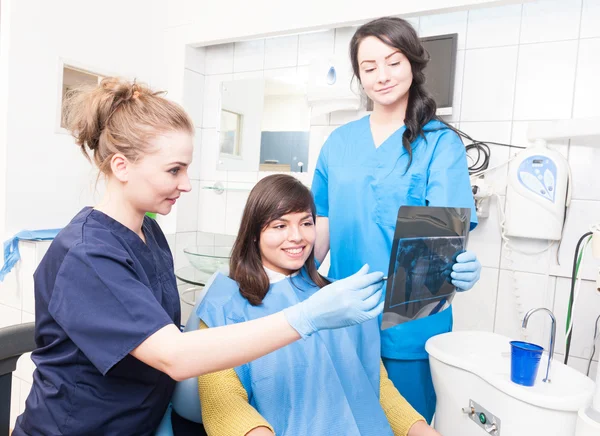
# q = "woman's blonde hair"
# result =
<box><xmin>63</xmin><ymin>77</ymin><xmax>194</xmax><ymax>174</ymax></box>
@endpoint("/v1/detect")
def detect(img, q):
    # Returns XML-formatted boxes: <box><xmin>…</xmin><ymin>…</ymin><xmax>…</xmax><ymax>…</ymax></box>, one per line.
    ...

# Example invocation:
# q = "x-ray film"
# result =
<box><xmin>382</xmin><ymin>206</ymin><xmax>471</xmax><ymax>330</ymax></box>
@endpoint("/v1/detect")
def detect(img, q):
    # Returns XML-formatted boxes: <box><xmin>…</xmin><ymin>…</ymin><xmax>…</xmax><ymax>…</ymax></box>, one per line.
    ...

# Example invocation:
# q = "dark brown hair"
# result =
<box><xmin>63</xmin><ymin>77</ymin><xmax>194</xmax><ymax>175</ymax></box>
<box><xmin>230</xmin><ymin>174</ymin><xmax>329</xmax><ymax>306</ymax></box>
<box><xmin>350</xmin><ymin>16</ymin><xmax>438</xmax><ymax>168</ymax></box>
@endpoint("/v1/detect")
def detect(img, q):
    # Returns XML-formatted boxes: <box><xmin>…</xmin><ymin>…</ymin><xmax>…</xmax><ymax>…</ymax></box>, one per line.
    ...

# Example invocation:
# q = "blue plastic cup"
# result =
<box><xmin>510</xmin><ymin>341</ymin><xmax>544</xmax><ymax>386</ymax></box>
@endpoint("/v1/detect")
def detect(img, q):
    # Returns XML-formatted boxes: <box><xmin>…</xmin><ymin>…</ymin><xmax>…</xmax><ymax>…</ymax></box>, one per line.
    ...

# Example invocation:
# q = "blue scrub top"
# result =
<box><xmin>13</xmin><ymin>208</ymin><xmax>181</xmax><ymax>436</ymax></box>
<box><xmin>312</xmin><ymin>115</ymin><xmax>477</xmax><ymax>283</ymax></box>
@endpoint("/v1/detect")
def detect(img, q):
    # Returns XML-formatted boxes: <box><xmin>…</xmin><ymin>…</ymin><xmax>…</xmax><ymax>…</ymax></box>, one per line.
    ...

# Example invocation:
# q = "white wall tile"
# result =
<box><xmin>185</xmin><ymin>46</ymin><xmax>206</xmax><ymax>74</ymax></box>
<box><xmin>197</xmin><ymin>232</ymin><xmax>215</xmax><ymax>246</ymax></box>
<box><xmin>11</xmin><ymin>376</ymin><xmax>20</xmax><ymax>431</ymax></box>
<box><xmin>329</xmin><ymin>109</ymin><xmax>367</xmax><ymax>126</ymax></box>
<box><xmin>233</xmin><ymin>70</ymin><xmax>264</xmax><ymax>81</ymax></box>
<box><xmin>494</xmin><ymin>270</ymin><xmax>556</xmax><ymax>346</ymax></box>
<box><xmin>264</xmin><ymin>35</ymin><xmax>299</xmax><ymax>70</ymax></box>
<box><xmin>197</xmin><ymin>181</ymin><xmax>227</xmax><ymax>235</ymax></box>
<box><xmin>581</xmin><ymin>0</ymin><xmax>600</xmax><ymax>38</ymax></box>
<box><xmin>461</xmin><ymin>46</ymin><xmax>518</xmax><ymax>122</ymax></box>
<box><xmin>420</xmin><ymin>11</ymin><xmax>468</xmax><ymax>50</ymax></box>
<box><xmin>0</xmin><ymin>303</ymin><xmax>21</xmax><ymax>327</ymax></box>
<box><xmin>569</xmin><ymin>137</ymin><xmax>600</xmax><ymax>201</ymax></box>
<box><xmin>298</xmin><ymin>30</ymin><xmax>335</xmax><ymax>66</ymax></box>
<box><xmin>520</xmin><ymin>0</ymin><xmax>582</xmax><ymax>44</ymax></box>
<box><xmin>224</xmin><ymin>182</ymin><xmax>253</xmax><ymax>235</ymax></box>
<box><xmin>199</xmin><ymin>129</ymin><xmax>227</xmax><ymax>181</ymax></box>
<box><xmin>233</xmin><ymin>40</ymin><xmax>265</xmax><ymax>73</ymax></box>
<box><xmin>176</xmin><ymin>180</ymin><xmax>199</xmax><ymax>233</ymax></box>
<box><xmin>452</xmin><ymin>267</ymin><xmax>499</xmax><ymax>332</ymax></box>
<box><xmin>513</xmin><ymin>41</ymin><xmax>578</xmax><ymax>121</ymax></box>
<box><xmin>263</xmin><ymin>67</ymin><xmax>298</xmax><ymax>81</ymax></box>
<box><xmin>0</xmin><ymin>269</ymin><xmax>21</xmax><ymax>311</ymax></box>
<box><xmin>510</xmin><ymin>121</ymin><xmax>569</xmax><ymax>155</ymax></box>
<box><xmin>466</xmin><ymin>4</ymin><xmax>522</xmax><ymax>49</ymax></box>
<box><xmin>183</xmin><ymin>69</ymin><xmax>204</xmax><ymax>128</ymax></box>
<box><xmin>573</xmin><ymin>38</ymin><xmax>600</xmax><ymax>118</ymax></box>
<box><xmin>227</xmin><ymin>171</ymin><xmax>258</xmax><ymax>183</ymax></box>
<box><xmin>175</xmin><ymin>232</ymin><xmax>196</xmax><ymax>271</ymax></box>
<box><xmin>334</xmin><ymin>27</ymin><xmax>358</xmax><ymax>56</ymax></box>
<box><xmin>204</xmin><ymin>43</ymin><xmax>234</xmax><ymax>75</ymax></box>
<box><xmin>404</xmin><ymin>17</ymin><xmax>420</xmax><ymax>32</ymax></box>
<box><xmin>468</xmin><ymin>195</ymin><xmax>504</xmax><ymax>268</ymax></box>
<box><xmin>202</xmin><ymin>73</ymin><xmax>232</xmax><ymax>128</ymax></box>
<box><xmin>553</xmin><ymin>278</ymin><xmax>600</xmax><ymax>359</ymax></box>
<box><xmin>188</xmin><ymin>131</ymin><xmax>203</xmax><ymax>181</ymax></box>
<box><xmin>215</xmin><ymin>234</ymin><xmax>236</xmax><ymax>247</ymax></box>
<box><xmin>308</xmin><ymin>126</ymin><xmax>336</xmax><ymax>175</ymax></box>
<box><xmin>165</xmin><ymin>233</ymin><xmax>176</xmax><ymax>257</ymax></box>
<box><xmin>563</xmin><ymin>354</ymin><xmax>598</xmax><ymax>380</ymax></box>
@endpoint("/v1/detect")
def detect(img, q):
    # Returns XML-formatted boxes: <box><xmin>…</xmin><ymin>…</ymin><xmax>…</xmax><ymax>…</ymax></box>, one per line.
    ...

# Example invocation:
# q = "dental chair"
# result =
<box><xmin>156</xmin><ymin>299</ymin><xmax>208</xmax><ymax>436</ymax></box>
<box><xmin>0</xmin><ymin>323</ymin><xmax>36</xmax><ymax>436</ymax></box>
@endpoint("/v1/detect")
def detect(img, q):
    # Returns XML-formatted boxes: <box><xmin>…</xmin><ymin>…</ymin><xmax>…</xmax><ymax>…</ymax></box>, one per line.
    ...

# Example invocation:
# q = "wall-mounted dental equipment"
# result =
<box><xmin>504</xmin><ymin>139</ymin><xmax>571</xmax><ymax>241</ymax></box>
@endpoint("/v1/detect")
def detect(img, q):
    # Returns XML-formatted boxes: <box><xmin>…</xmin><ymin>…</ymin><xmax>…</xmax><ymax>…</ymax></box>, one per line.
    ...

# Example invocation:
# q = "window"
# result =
<box><xmin>60</xmin><ymin>65</ymin><xmax>103</xmax><ymax>129</ymax></box>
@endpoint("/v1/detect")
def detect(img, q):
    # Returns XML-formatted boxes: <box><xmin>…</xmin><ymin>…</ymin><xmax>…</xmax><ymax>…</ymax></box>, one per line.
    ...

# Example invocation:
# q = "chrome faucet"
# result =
<box><xmin>522</xmin><ymin>307</ymin><xmax>556</xmax><ymax>383</ymax></box>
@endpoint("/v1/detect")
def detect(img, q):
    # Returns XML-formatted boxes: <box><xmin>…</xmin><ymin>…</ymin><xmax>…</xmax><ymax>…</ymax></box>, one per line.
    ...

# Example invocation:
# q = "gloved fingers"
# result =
<box><xmin>358</xmin><ymin>285</ymin><xmax>384</xmax><ymax>310</ymax></box>
<box><xmin>345</xmin><ymin>264</ymin><xmax>370</xmax><ymax>279</ymax></box>
<box><xmin>354</xmin><ymin>281</ymin><xmax>384</xmax><ymax>302</ymax></box>
<box><xmin>451</xmin><ymin>271</ymin><xmax>479</xmax><ymax>282</ymax></box>
<box><xmin>452</xmin><ymin>279</ymin><xmax>475</xmax><ymax>291</ymax></box>
<box><xmin>452</xmin><ymin>260</ymin><xmax>481</xmax><ymax>273</ymax></box>
<box><xmin>343</xmin><ymin>271</ymin><xmax>385</xmax><ymax>290</ymax></box>
<box><xmin>364</xmin><ymin>300</ymin><xmax>385</xmax><ymax>319</ymax></box>
<box><xmin>455</xmin><ymin>250</ymin><xmax>477</xmax><ymax>263</ymax></box>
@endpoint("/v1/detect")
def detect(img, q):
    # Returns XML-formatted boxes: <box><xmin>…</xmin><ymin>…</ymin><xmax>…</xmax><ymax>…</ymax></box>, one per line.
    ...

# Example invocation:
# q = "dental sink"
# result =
<box><xmin>426</xmin><ymin>331</ymin><xmax>596</xmax><ymax>436</ymax></box>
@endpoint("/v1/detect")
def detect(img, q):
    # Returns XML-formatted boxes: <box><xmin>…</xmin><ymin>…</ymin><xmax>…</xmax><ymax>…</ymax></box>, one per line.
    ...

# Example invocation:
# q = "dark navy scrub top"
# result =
<box><xmin>13</xmin><ymin>207</ymin><xmax>181</xmax><ymax>436</ymax></box>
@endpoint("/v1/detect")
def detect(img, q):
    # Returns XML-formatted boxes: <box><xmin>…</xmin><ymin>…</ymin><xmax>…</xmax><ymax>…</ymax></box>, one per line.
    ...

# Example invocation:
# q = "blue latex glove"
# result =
<box><xmin>451</xmin><ymin>250</ymin><xmax>481</xmax><ymax>291</ymax></box>
<box><xmin>284</xmin><ymin>264</ymin><xmax>384</xmax><ymax>339</ymax></box>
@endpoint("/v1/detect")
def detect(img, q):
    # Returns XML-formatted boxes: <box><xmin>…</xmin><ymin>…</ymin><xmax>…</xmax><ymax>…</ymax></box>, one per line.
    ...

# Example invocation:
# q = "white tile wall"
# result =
<box><xmin>181</xmin><ymin>0</ymin><xmax>600</xmax><ymax>377</ymax></box>
<box><xmin>182</xmin><ymin>69</ymin><xmax>204</xmax><ymax>128</ymax></box>
<box><xmin>204</xmin><ymin>43</ymin><xmax>234</xmax><ymax>75</ymax></box>
<box><xmin>298</xmin><ymin>30</ymin><xmax>335</xmax><ymax>66</ymax></box>
<box><xmin>513</xmin><ymin>41</ymin><xmax>578</xmax><ymax>120</ymax></box>
<box><xmin>520</xmin><ymin>0</ymin><xmax>582</xmax><ymax>44</ymax></box>
<box><xmin>460</xmin><ymin>46</ymin><xmax>518</xmax><ymax>121</ymax></box>
<box><xmin>176</xmin><ymin>180</ymin><xmax>200</xmax><ymax>233</ymax></box>
<box><xmin>573</xmin><ymin>37</ymin><xmax>600</xmax><ymax>118</ymax></box>
<box><xmin>233</xmin><ymin>40</ymin><xmax>265</xmax><ymax>73</ymax></box>
<box><xmin>466</xmin><ymin>4</ymin><xmax>522</xmax><ymax>49</ymax></box>
<box><xmin>580</xmin><ymin>0</ymin><xmax>600</xmax><ymax>38</ymax></box>
<box><xmin>264</xmin><ymin>35</ymin><xmax>299</xmax><ymax>70</ymax></box>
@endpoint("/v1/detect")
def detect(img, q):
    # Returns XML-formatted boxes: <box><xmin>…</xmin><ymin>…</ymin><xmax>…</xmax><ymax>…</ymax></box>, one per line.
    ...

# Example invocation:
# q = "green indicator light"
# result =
<box><xmin>479</xmin><ymin>413</ymin><xmax>487</xmax><ymax>424</ymax></box>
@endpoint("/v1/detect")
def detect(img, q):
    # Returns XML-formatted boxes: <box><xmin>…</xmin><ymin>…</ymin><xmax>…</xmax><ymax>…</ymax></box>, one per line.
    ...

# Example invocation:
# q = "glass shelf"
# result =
<box><xmin>175</xmin><ymin>266</ymin><xmax>212</xmax><ymax>286</ymax></box>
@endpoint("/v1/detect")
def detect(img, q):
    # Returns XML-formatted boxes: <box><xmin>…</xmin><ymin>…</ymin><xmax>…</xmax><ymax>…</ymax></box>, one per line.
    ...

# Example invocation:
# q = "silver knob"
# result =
<box><xmin>485</xmin><ymin>423</ymin><xmax>498</xmax><ymax>434</ymax></box>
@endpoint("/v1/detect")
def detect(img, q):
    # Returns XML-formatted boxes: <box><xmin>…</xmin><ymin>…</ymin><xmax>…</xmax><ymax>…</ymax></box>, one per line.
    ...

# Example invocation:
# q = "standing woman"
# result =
<box><xmin>13</xmin><ymin>77</ymin><xmax>385</xmax><ymax>436</ymax></box>
<box><xmin>312</xmin><ymin>17</ymin><xmax>481</xmax><ymax>423</ymax></box>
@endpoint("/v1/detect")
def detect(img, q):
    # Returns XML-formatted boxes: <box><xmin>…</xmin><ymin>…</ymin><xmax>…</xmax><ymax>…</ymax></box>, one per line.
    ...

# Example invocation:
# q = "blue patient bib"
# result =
<box><xmin>197</xmin><ymin>271</ymin><xmax>393</xmax><ymax>436</ymax></box>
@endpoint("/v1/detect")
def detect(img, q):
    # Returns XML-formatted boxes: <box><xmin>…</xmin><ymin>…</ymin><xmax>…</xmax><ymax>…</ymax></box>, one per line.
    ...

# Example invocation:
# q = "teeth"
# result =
<box><xmin>284</xmin><ymin>248</ymin><xmax>302</xmax><ymax>254</ymax></box>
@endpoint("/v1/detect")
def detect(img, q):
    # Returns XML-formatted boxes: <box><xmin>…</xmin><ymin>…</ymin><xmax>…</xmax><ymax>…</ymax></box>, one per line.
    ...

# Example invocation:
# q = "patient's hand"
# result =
<box><xmin>246</xmin><ymin>425</ymin><xmax>274</xmax><ymax>436</ymax></box>
<box><xmin>407</xmin><ymin>420</ymin><xmax>442</xmax><ymax>436</ymax></box>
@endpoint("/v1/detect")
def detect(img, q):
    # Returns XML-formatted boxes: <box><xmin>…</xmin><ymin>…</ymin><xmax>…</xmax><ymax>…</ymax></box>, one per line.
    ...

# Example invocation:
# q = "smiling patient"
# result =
<box><xmin>194</xmin><ymin>174</ymin><xmax>441</xmax><ymax>436</ymax></box>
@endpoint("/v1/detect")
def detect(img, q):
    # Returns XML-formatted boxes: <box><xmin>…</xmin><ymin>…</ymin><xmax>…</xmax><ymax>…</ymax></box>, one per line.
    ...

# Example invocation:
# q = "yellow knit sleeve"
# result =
<box><xmin>379</xmin><ymin>360</ymin><xmax>425</xmax><ymax>436</ymax></box>
<box><xmin>198</xmin><ymin>320</ymin><xmax>275</xmax><ymax>436</ymax></box>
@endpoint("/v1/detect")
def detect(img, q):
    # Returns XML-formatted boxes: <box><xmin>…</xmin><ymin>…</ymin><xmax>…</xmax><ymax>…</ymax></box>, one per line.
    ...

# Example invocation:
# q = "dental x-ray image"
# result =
<box><xmin>382</xmin><ymin>206</ymin><xmax>470</xmax><ymax>330</ymax></box>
